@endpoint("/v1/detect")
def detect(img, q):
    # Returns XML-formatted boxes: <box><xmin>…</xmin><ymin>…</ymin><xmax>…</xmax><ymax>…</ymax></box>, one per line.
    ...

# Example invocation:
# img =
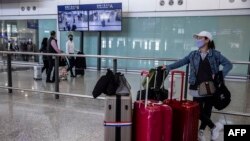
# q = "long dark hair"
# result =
<box><xmin>208</xmin><ymin>40</ymin><xmax>215</xmax><ymax>49</ymax></box>
<box><xmin>205</xmin><ymin>37</ymin><xmax>215</xmax><ymax>49</ymax></box>
<box><xmin>40</xmin><ymin>37</ymin><xmax>48</xmax><ymax>52</ymax></box>
<box><xmin>41</xmin><ymin>37</ymin><xmax>48</xmax><ymax>46</ymax></box>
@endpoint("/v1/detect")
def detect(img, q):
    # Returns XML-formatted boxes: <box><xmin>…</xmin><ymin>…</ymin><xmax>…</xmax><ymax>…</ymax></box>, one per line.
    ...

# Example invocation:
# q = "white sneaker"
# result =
<box><xmin>198</xmin><ymin>130</ymin><xmax>206</xmax><ymax>141</ymax></box>
<box><xmin>211</xmin><ymin>122</ymin><xmax>223</xmax><ymax>140</ymax></box>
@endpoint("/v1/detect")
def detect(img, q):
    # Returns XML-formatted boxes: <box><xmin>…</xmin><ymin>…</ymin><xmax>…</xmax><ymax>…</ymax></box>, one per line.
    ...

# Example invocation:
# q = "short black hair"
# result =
<box><xmin>68</xmin><ymin>34</ymin><xmax>73</xmax><ymax>38</ymax></box>
<box><xmin>50</xmin><ymin>31</ymin><xmax>56</xmax><ymax>36</ymax></box>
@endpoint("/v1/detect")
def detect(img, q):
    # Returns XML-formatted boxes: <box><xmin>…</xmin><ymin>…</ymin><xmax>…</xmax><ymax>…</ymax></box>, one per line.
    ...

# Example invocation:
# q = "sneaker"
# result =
<box><xmin>211</xmin><ymin>122</ymin><xmax>223</xmax><ymax>140</ymax></box>
<box><xmin>198</xmin><ymin>130</ymin><xmax>206</xmax><ymax>141</ymax></box>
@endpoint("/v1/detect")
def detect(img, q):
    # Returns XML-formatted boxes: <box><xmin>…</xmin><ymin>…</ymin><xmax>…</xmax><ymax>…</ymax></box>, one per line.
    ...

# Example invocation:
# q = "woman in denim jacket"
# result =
<box><xmin>166</xmin><ymin>31</ymin><xmax>232</xmax><ymax>141</ymax></box>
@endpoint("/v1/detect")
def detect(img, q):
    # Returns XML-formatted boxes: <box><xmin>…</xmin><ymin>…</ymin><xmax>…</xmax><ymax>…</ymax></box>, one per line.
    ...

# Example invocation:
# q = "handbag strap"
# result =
<box><xmin>153</xmin><ymin>67</ymin><xmax>166</xmax><ymax>90</ymax></box>
<box><xmin>120</xmin><ymin>74</ymin><xmax>131</xmax><ymax>89</ymax></box>
<box><xmin>205</xmin><ymin>82</ymin><xmax>212</xmax><ymax>94</ymax></box>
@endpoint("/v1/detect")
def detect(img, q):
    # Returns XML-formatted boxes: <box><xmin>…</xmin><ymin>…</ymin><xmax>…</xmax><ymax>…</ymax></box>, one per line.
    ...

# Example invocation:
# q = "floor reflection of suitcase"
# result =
<box><xmin>104</xmin><ymin>95</ymin><xmax>132</xmax><ymax>141</ymax></box>
<box><xmin>33</xmin><ymin>65</ymin><xmax>42</xmax><ymax>80</ymax></box>
<box><xmin>164</xmin><ymin>70</ymin><xmax>200</xmax><ymax>141</ymax></box>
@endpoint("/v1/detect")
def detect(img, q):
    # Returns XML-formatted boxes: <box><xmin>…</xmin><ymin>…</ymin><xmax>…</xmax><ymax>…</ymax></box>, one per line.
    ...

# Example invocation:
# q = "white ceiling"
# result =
<box><xmin>1</xmin><ymin>0</ymin><xmax>53</xmax><ymax>3</ymax></box>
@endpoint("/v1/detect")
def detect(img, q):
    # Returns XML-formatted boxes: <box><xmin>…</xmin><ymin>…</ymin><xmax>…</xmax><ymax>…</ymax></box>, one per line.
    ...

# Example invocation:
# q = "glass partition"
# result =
<box><xmin>0</xmin><ymin>19</ymin><xmax>57</xmax><ymax>62</ymax></box>
<box><xmin>0</xmin><ymin>15</ymin><xmax>250</xmax><ymax>76</ymax></box>
<box><xmin>100</xmin><ymin>16</ymin><xmax>250</xmax><ymax>76</ymax></box>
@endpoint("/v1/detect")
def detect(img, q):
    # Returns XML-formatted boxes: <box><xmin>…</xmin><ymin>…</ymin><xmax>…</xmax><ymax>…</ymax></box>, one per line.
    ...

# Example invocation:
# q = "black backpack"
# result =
<box><xmin>92</xmin><ymin>69</ymin><xmax>119</xmax><ymax>98</ymax></box>
<box><xmin>213</xmin><ymin>71</ymin><xmax>231</xmax><ymax>110</ymax></box>
<box><xmin>137</xmin><ymin>66</ymin><xmax>168</xmax><ymax>101</ymax></box>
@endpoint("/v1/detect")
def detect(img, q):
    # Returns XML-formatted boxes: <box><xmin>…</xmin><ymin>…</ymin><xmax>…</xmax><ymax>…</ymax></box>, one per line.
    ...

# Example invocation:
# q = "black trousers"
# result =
<box><xmin>67</xmin><ymin>56</ymin><xmax>75</xmax><ymax>76</ymax></box>
<box><xmin>193</xmin><ymin>96</ymin><xmax>215</xmax><ymax>130</ymax></box>
<box><xmin>46</xmin><ymin>57</ymin><xmax>55</xmax><ymax>81</ymax></box>
<box><xmin>42</xmin><ymin>59</ymin><xmax>49</xmax><ymax>74</ymax></box>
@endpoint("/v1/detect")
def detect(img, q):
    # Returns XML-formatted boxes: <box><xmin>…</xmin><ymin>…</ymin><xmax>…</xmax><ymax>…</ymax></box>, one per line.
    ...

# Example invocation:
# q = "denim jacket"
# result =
<box><xmin>167</xmin><ymin>49</ymin><xmax>233</xmax><ymax>85</ymax></box>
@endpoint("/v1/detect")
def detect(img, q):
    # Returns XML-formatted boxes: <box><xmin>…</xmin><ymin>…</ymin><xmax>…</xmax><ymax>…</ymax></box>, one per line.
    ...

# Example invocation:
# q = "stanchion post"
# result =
<box><xmin>7</xmin><ymin>54</ymin><xmax>12</xmax><ymax>93</ymax></box>
<box><xmin>97</xmin><ymin>32</ymin><xmax>102</xmax><ymax>71</ymax></box>
<box><xmin>55</xmin><ymin>56</ymin><xmax>59</xmax><ymax>99</ymax></box>
<box><xmin>184</xmin><ymin>64</ymin><xmax>189</xmax><ymax>99</ymax></box>
<box><xmin>113</xmin><ymin>58</ymin><xmax>117</xmax><ymax>73</ymax></box>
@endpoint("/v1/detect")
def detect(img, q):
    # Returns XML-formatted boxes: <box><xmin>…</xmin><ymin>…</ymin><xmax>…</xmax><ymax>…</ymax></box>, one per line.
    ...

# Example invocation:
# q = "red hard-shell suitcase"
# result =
<box><xmin>161</xmin><ymin>104</ymin><xmax>172</xmax><ymax>141</ymax></box>
<box><xmin>164</xmin><ymin>70</ymin><xmax>200</xmax><ymax>141</ymax></box>
<box><xmin>133</xmin><ymin>71</ymin><xmax>172</xmax><ymax>141</ymax></box>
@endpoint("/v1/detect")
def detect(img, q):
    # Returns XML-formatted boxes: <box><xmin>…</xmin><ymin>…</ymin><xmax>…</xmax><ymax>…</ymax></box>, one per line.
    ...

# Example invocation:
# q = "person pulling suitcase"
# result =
<box><xmin>66</xmin><ymin>34</ymin><xmax>76</xmax><ymax>77</ymax></box>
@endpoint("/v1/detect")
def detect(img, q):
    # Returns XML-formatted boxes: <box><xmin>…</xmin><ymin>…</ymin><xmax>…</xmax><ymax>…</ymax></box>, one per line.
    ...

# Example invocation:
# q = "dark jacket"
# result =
<box><xmin>167</xmin><ymin>49</ymin><xmax>233</xmax><ymax>85</ymax></box>
<box><xmin>39</xmin><ymin>44</ymin><xmax>47</xmax><ymax>60</ymax></box>
<box><xmin>47</xmin><ymin>37</ymin><xmax>57</xmax><ymax>54</ymax></box>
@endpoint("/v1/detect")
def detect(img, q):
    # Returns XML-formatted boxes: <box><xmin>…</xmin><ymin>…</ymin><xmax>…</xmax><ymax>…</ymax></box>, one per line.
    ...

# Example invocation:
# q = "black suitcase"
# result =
<box><xmin>75</xmin><ymin>51</ymin><xmax>86</xmax><ymax>76</ymax></box>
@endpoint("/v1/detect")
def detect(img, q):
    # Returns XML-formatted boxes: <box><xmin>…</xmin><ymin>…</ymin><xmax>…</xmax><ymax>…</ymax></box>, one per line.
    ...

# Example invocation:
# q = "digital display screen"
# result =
<box><xmin>58</xmin><ymin>3</ymin><xmax>122</xmax><ymax>32</ymax></box>
<box><xmin>58</xmin><ymin>5</ymin><xmax>88</xmax><ymax>31</ymax></box>
<box><xmin>89</xmin><ymin>9</ymin><xmax>122</xmax><ymax>31</ymax></box>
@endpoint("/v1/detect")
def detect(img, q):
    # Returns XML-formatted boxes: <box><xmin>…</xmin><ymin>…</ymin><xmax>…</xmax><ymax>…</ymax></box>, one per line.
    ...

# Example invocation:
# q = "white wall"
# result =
<box><xmin>0</xmin><ymin>3</ymin><xmax>2</xmax><ymax>15</ymax></box>
<box><xmin>0</xmin><ymin>0</ymin><xmax>250</xmax><ymax>16</ymax></box>
<box><xmin>1</xmin><ymin>2</ymin><xmax>19</xmax><ymax>15</ymax></box>
<box><xmin>19</xmin><ymin>2</ymin><xmax>38</xmax><ymax>15</ymax></box>
<box><xmin>156</xmin><ymin>0</ymin><xmax>187</xmax><ymax>11</ymax></box>
<box><xmin>187</xmin><ymin>0</ymin><xmax>220</xmax><ymax>10</ymax></box>
<box><xmin>57</xmin><ymin>0</ymin><xmax>80</xmax><ymax>5</ymax></box>
<box><xmin>129</xmin><ymin>0</ymin><xmax>156</xmax><ymax>12</ymax></box>
<box><xmin>103</xmin><ymin>0</ymin><xmax>129</xmax><ymax>12</ymax></box>
<box><xmin>38</xmin><ymin>1</ymin><xmax>57</xmax><ymax>15</ymax></box>
<box><xmin>80</xmin><ymin>0</ymin><xmax>103</xmax><ymax>4</ymax></box>
<box><xmin>220</xmin><ymin>0</ymin><xmax>250</xmax><ymax>9</ymax></box>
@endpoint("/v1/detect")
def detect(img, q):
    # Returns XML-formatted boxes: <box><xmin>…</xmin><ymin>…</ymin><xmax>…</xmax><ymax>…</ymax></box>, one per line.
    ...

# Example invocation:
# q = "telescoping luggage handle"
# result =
<box><xmin>153</xmin><ymin>67</ymin><xmax>166</xmax><ymax>90</ymax></box>
<box><xmin>140</xmin><ymin>70</ymin><xmax>150</xmax><ymax>108</ymax></box>
<box><xmin>170</xmin><ymin>70</ymin><xmax>185</xmax><ymax>101</ymax></box>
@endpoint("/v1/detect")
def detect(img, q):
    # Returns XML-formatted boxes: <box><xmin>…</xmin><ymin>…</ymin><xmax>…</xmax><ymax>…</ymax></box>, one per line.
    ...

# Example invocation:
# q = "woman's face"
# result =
<box><xmin>197</xmin><ymin>36</ymin><xmax>209</xmax><ymax>44</ymax></box>
<box><xmin>195</xmin><ymin>36</ymin><xmax>209</xmax><ymax>49</ymax></box>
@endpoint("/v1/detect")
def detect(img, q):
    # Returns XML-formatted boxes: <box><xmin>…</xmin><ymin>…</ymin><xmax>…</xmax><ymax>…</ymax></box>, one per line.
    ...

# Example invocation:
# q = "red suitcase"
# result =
<box><xmin>164</xmin><ymin>70</ymin><xmax>200</xmax><ymax>141</ymax></box>
<box><xmin>133</xmin><ymin>71</ymin><xmax>172</xmax><ymax>141</ymax></box>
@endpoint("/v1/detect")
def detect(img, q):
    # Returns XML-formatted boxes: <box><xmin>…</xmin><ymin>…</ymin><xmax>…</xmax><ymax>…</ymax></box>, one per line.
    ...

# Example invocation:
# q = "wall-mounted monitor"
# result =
<box><xmin>88</xmin><ymin>3</ymin><xmax>122</xmax><ymax>31</ymax></box>
<box><xmin>27</xmin><ymin>20</ymin><xmax>38</xmax><ymax>29</ymax></box>
<box><xmin>58</xmin><ymin>3</ymin><xmax>122</xmax><ymax>32</ymax></box>
<box><xmin>58</xmin><ymin>5</ymin><xmax>88</xmax><ymax>31</ymax></box>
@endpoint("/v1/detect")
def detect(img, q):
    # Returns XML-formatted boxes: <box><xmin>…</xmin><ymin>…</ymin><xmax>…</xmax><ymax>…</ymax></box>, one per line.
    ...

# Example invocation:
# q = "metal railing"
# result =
<box><xmin>0</xmin><ymin>86</ymin><xmax>105</xmax><ymax>100</ymax></box>
<box><xmin>0</xmin><ymin>50</ymin><xmax>250</xmax><ymax>117</ymax></box>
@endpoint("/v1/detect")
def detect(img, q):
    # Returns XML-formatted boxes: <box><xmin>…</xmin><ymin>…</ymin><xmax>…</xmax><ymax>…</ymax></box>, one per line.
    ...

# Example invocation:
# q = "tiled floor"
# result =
<box><xmin>0</xmin><ymin>69</ymin><xmax>250</xmax><ymax>141</ymax></box>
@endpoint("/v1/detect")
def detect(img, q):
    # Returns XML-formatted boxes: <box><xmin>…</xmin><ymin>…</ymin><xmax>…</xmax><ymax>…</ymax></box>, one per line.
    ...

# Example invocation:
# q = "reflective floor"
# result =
<box><xmin>0</xmin><ymin>69</ymin><xmax>250</xmax><ymax>141</ymax></box>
